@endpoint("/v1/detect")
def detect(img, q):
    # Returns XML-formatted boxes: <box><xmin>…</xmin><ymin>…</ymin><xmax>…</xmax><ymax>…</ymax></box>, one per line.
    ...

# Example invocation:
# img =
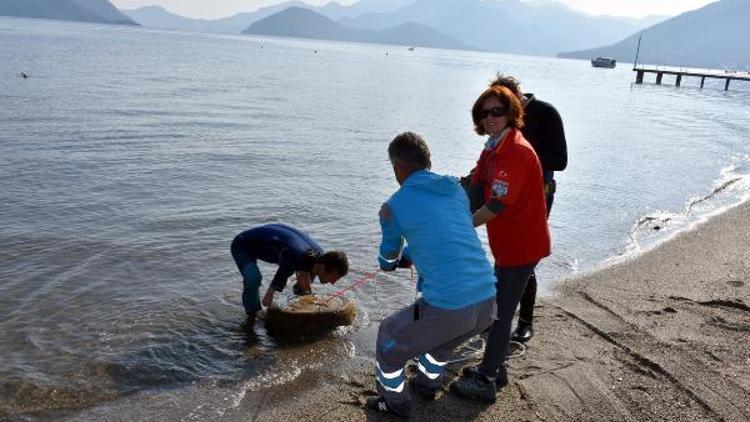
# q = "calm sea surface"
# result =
<box><xmin>1</xmin><ymin>17</ymin><xmax>749</xmax><ymax>417</ymax></box>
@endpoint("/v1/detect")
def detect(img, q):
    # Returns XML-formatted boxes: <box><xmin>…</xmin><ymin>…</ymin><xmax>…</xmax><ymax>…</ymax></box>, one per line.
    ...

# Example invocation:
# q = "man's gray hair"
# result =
<box><xmin>388</xmin><ymin>132</ymin><xmax>431</xmax><ymax>171</ymax></box>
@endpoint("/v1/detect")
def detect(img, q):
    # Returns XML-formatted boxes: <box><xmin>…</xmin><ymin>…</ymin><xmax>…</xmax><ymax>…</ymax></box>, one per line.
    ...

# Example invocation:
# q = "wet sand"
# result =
<box><xmin>222</xmin><ymin>200</ymin><xmax>750</xmax><ymax>421</ymax></box>
<box><xmin>7</xmin><ymin>202</ymin><xmax>750</xmax><ymax>421</ymax></box>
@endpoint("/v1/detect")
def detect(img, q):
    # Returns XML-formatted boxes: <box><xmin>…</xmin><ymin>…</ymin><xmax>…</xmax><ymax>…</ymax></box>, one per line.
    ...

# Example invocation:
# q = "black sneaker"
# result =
<box><xmin>450</xmin><ymin>370</ymin><xmax>497</xmax><ymax>403</ymax></box>
<box><xmin>461</xmin><ymin>365</ymin><xmax>508</xmax><ymax>389</ymax></box>
<box><xmin>511</xmin><ymin>322</ymin><xmax>534</xmax><ymax>343</ymax></box>
<box><xmin>365</xmin><ymin>396</ymin><xmax>410</xmax><ymax>418</ymax></box>
<box><xmin>411</xmin><ymin>380</ymin><xmax>438</xmax><ymax>401</ymax></box>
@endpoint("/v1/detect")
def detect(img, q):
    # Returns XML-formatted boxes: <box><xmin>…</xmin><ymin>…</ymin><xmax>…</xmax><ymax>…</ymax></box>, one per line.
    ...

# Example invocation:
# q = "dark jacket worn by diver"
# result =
<box><xmin>231</xmin><ymin>223</ymin><xmax>322</xmax><ymax>292</ymax></box>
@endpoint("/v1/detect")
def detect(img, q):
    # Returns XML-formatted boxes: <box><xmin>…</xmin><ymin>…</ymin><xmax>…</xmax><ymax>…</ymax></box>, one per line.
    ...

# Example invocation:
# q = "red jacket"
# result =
<box><xmin>472</xmin><ymin>128</ymin><xmax>551</xmax><ymax>266</ymax></box>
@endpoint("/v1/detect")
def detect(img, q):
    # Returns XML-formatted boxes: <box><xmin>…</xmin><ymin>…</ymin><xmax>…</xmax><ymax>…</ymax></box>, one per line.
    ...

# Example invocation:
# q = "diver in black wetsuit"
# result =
<box><xmin>230</xmin><ymin>224</ymin><xmax>348</xmax><ymax>315</ymax></box>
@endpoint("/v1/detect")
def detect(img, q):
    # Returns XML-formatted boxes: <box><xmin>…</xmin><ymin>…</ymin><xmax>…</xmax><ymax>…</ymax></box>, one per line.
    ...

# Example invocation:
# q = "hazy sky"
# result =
<box><xmin>110</xmin><ymin>0</ymin><xmax>720</xmax><ymax>20</ymax></box>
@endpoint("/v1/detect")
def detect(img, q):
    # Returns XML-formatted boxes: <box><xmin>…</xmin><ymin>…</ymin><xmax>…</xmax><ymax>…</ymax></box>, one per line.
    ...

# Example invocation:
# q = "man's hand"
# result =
<box><xmin>293</xmin><ymin>271</ymin><xmax>313</xmax><ymax>295</ymax></box>
<box><xmin>397</xmin><ymin>256</ymin><xmax>413</xmax><ymax>268</ymax></box>
<box><xmin>379</xmin><ymin>202</ymin><xmax>392</xmax><ymax>222</ymax></box>
<box><xmin>262</xmin><ymin>287</ymin><xmax>275</xmax><ymax>307</ymax></box>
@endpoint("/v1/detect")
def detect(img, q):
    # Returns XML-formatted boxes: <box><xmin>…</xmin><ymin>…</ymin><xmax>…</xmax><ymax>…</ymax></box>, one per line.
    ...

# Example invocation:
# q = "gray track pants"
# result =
<box><xmin>375</xmin><ymin>296</ymin><xmax>496</xmax><ymax>412</ymax></box>
<box><xmin>479</xmin><ymin>264</ymin><xmax>537</xmax><ymax>378</ymax></box>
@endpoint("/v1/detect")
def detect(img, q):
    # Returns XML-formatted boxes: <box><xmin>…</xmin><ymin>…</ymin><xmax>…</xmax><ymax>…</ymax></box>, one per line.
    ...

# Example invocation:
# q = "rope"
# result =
<box><xmin>321</xmin><ymin>269</ymin><xmax>381</xmax><ymax>305</ymax></box>
<box><xmin>444</xmin><ymin>338</ymin><xmax>528</xmax><ymax>364</ymax></box>
<box><xmin>322</xmin><ymin>265</ymin><xmax>529</xmax><ymax>363</ymax></box>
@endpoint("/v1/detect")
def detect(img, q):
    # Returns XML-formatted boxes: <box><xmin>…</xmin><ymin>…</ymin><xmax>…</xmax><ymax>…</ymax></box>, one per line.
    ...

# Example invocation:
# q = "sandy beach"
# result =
<box><xmin>228</xmin><ymin>200</ymin><xmax>750</xmax><ymax>421</ymax></box>
<box><xmin>5</xmin><ymin>201</ymin><xmax>748</xmax><ymax>421</ymax></box>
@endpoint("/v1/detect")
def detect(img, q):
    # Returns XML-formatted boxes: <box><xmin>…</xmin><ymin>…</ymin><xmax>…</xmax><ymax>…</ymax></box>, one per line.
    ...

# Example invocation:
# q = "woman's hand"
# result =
<box><xmin>472</xmin><ymin>204</ymin><xmax>502</xmax><ymax>227</ymax></box>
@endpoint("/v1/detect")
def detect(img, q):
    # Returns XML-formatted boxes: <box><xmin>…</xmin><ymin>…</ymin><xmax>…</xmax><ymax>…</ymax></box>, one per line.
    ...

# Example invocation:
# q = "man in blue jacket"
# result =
<box><xmin>366</xmin><ymin>132</ymin><xmax>497</xmax><ymax>418</ymax></box>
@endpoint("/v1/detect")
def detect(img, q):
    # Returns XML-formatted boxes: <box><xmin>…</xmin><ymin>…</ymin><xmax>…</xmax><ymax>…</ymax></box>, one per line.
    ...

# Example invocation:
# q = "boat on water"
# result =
<box><xmin>591</xmin><ymin>57</ymin><xmax>617</xmax><ymax>68</ymax></box>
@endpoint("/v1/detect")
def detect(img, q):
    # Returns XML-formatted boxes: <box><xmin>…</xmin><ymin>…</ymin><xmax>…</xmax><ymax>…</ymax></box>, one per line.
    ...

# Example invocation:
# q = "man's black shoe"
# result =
<box><xmin>450</xmin><ymin>370</ymin><xmax>497</xmax><ymax>403</ymax></box>
<box><xmin>411</xmin><ymin>380</ymin><xmax>438</xmax><ymax>401</ymax></box>
<box><xmin>365</xmin><ymin>396</ymin><xmax>410</xmax><ymax>418</ymax></box>
<box><xmin>511</xmin><ymin>322</ymin><xmax>534</xmax><ymax>343</ymax></box>
<box><xmin>461</xmin><ymin>365</ymin><xmax>508</xmax><ymax>389</ymax></box>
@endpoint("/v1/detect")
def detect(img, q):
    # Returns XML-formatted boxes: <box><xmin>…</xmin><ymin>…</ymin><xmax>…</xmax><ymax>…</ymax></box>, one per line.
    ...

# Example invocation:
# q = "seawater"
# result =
<box><xmin>1</xmin><ymin>17</ymin><xmax>749</xmax><ymax>416</ymax></box>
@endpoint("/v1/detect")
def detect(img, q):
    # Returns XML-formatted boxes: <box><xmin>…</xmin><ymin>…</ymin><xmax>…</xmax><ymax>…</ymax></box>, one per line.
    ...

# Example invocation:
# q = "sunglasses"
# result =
<box><xmin>478</xmin><ymin>107</ymin><xmax>507</xmax><ymax>119</ymax></box>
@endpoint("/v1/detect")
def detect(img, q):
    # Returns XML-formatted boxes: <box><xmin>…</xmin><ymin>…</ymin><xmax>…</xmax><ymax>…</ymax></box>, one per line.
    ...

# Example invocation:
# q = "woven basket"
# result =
<box><xmin>265</xmin><ymin>294</ymin><xmax>357</xmax><ymax>337</ymax></box>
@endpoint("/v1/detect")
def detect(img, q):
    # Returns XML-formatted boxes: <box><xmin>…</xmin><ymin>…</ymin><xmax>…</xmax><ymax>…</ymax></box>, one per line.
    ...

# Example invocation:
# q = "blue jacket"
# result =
<box><xmin>378</xmin><ymin>170</ymin><xmax>496</xmax><ymax>309</ymax></box>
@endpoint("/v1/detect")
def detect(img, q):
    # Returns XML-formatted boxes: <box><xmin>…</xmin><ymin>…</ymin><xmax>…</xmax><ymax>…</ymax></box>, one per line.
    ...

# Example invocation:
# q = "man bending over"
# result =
<box><xmin>230</xmin><ymin>224</ymin><xmax>348</xmax><ymax>316</ymax></box>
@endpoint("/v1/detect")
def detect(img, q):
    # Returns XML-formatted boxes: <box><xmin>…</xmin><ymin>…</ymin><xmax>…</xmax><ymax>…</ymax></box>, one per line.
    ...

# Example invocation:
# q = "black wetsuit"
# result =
<box><xmin>518</xmin><ymin>94</ymin><xmax>567</xmax><ymax>325</ymax></box>
<box><xmin>230</xmin><ymin>224</ymin><xmax>323</xmax><ymax>313</ymax></box>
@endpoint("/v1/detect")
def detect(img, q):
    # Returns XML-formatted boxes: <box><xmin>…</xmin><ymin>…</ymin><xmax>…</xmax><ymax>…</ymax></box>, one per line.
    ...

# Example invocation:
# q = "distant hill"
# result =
<box><xmin>559</xmin><ymin>0</ymin><xmax>750</xmax><ymax>69</ymax></box>
<box><xmin>338</xmin><ymin>0</ymin><xmax>648</xmax><ymax>56</ymax></box>
<box><xmin>315</xmin><ymin>0</ymin><xmax>416</xmax><ymax>20</ymax></box>
<box><xmin>68</xmin><ymin>0</ymin><xmax>136</xmax><ymax>25</ymax></box>
<box><xmin>124</xmin><ymin>2</ymin><xmax>308</xmax><ymax>34</ymax></box>
<box><xmin>124</xmin><ymin>0</ymin><xmax>417</xmax><ymax>34</ymax></box>
<box><xmin>612</xmin><ymin>14</ymin><xmax>670</xmax><ymax>29</ymax></box>
<box><xmin>0</xmin><ymin>0</ymin><xmax>137</xmax><ymax>25</ymax></box>
<box><xmin>243</xmin><ymin>7</ymin><xmax>467</xmax><ymax>50</ymax></box>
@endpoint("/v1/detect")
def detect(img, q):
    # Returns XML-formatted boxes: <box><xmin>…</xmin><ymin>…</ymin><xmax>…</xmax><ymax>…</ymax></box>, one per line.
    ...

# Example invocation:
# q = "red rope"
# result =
<box><xmin>322</xmin><ymin>265</ymin><xmax>417</xmax><ymax>305</ymax></box>
<box><xmin>322</xmin><ymin>269</ymin><xmax>382</xmax><ymax>305</ymax></box>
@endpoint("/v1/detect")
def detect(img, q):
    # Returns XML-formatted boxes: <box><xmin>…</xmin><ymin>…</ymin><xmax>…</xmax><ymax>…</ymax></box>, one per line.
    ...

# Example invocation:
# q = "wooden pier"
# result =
<box><xmin>633</xmin><ymin>66</ymin><xmax>750</xmax><ymax>90</ymax></box>
<box><xmin>630</xmin><ymin>37</ymin><xmax>749</xmax><ymax>90</ymax></box>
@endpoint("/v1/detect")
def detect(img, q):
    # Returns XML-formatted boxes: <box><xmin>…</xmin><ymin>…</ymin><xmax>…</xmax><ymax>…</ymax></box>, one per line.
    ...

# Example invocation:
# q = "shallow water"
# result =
<box><xmin>1</xmin><ymin>16</ymin><xmax>749</xmax><ymax>416</ymax></box>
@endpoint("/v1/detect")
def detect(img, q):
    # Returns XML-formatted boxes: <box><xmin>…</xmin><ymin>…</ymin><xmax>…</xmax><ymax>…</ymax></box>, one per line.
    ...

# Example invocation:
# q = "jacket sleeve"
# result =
<box><xmin>537</xmin><ymin>105</ymin><xmax>568</xmax><ymax>172</ymax></box>
<box><xmin>270</xmin><ymin>249</ymin><xmax>296</xmax><ymax>292</ymax></box>
<box><xmin>378</xmin><ymin>203</ymin><xmax>404</xmax><ymax>271</ymax></box>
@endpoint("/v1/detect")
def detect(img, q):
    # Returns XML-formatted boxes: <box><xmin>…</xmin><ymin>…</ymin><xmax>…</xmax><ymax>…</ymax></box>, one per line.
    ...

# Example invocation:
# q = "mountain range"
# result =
<box><xmin>243</xmin><ymin>6</ymin><xmax>467</xmax><ymax>50</ymax></box>
<box><xmin>123</xmin><ymin>2</ymin><xmax>308</xmax><ymax>34</ymax></box>
<box><xmin>124</xmin><ymin>0</ymin><xmax>661</xmax><ymax>55</ymax></box>
<box><xmin>559</xmin><ymin>0</ymin><xmax>750</xmax><ymax>69</ymax></box>
<box><xmin>122</xmin><ymin>0</ymin><xmax>417</xmax><ymax>34</ymax></box>
<box><xmin>3</xmin><ymin>0</ymin><xmax>744</xmax><ymax>69</ymax></box>
<box><xmin>0</xmin><ymin>0</ymin><xmax>137</xmax><ymax>25</ymax></box>
<box><xmin>335</xmin><ymin>0</ymin><xmax>653</xmax><ymax>55</ymax></box>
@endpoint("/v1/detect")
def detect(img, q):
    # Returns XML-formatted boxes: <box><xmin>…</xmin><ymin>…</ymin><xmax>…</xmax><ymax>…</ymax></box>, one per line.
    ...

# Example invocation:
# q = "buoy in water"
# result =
<box><xmin>265</xmin><ymin>294</ymin><xmax>356</xmax><ymax>337</ymax></box>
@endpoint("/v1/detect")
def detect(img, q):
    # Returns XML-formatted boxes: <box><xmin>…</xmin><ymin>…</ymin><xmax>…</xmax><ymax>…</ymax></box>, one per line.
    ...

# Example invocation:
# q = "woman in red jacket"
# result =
<box><xmin>451</xmin><ymin>85</ymin><xmax>551</xmax><ymax>403</ymax></box>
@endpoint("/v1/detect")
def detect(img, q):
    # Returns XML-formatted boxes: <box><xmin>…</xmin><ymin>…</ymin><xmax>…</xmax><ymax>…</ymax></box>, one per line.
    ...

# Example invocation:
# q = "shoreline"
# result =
<box><xmin>8</xmin><ymin>201</ymin><xmax>750</xmax><ymax>421</ymax></box>
<box><xmin>233</xmin><ymin>199</ymin><xmax>750</xmax><ymax>421</ymax></box>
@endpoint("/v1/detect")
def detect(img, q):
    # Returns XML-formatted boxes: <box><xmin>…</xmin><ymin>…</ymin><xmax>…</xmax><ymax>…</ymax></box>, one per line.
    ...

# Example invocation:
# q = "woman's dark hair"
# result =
<box><xmin>489</xmin><ymin>73</ymin><xmax>522</xmax><ymax>97</ymax></box>
<box><xmin>388</xmin><ymin>132</ymin><xmax>432</xmax><ymax>172</ymax></box>
<box><xmin>317</xmin><ymin>251</ymin><xmax>348</xmax><ymax>277</ymax></box>
<box><xmin>471</xmin><ymin>85</ymin><xmax>525</xmax><ymax>135</ymax></box>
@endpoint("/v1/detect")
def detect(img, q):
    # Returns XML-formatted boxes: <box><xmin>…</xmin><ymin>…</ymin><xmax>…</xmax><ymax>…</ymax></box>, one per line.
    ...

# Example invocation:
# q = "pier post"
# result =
<box><xmin>676</xmin><ymin>74</ymin><xmax>682</xmax><ymax>87</ymax></box>
<box><xmin>700</xmin><ymin>77</ymin><xmax>706</xmax><ymax>88</ymax></box>
<box><xmin>725</xmin><ymin>78</ymin><xmax>731</xmax><ymax>91</ymax></box>
<box><xmin>636</xmin><ymin>70</ymin><xmax>644</xmax><ymax>84</ymax></box>
<box><xmin>656</xmin><ymin>72</ymin><xmax>663</xmax><ymax>85</ymax></box>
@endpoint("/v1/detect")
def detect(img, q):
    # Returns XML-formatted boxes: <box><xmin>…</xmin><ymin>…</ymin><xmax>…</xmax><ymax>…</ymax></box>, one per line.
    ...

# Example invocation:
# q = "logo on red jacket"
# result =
<box><xmin>492</xmin><ymin>179</ymin><xmax>509</xmax><ymax>198</ymax></box>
